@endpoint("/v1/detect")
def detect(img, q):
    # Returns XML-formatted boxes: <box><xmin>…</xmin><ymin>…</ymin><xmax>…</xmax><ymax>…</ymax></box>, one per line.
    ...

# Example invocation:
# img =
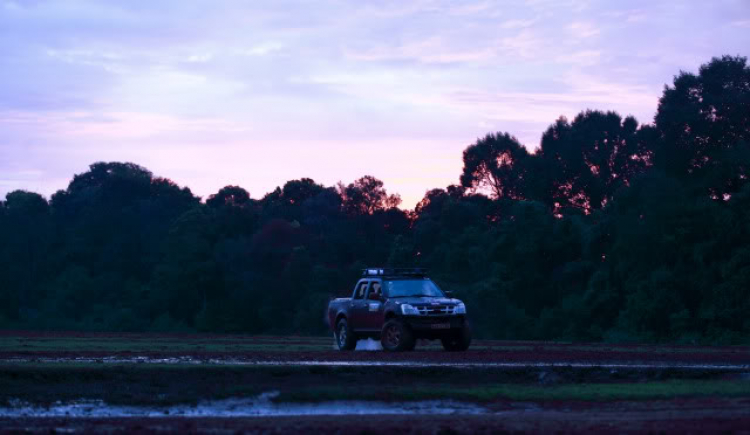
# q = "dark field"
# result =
<box><xmin>3</xmin><ymin>330</ymin><xmax>749</xmax><ymax>365</ymax></box>
<box><xmin>0</xmin><ymin>332</ymin><xmax>749</xmax><ymax>434</ymax></box>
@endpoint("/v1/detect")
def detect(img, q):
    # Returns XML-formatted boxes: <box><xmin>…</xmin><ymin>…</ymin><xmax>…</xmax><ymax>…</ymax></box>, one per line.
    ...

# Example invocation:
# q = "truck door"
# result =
<box><xmin>349</xmin><ymin>280</ymin><xmax>370</xmax><ymax>331</ymax></box>
<box><xmin>363</xmin><ymin>280</ymin><xmax>385</xmax><ymax>331</ymax></box>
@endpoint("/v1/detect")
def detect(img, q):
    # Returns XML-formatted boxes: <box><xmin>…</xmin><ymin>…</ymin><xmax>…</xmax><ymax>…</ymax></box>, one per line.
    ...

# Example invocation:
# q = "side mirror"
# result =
<box><xmin>368</xmin><ymin>292</ymin><xmax>381</xmax><ymax>301</ymax></box>
<box><xmin>444</xmin><ymin>291</ymin><xmax>454</xmax><ymax>297</ymax></box>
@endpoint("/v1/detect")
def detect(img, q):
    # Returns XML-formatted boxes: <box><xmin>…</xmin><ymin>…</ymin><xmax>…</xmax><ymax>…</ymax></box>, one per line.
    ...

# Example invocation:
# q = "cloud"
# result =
<box><xmin>498</xmin><ymin>29</ymin><xmax>545</xmax><ymax>58</ymax></box>
<box><xmin>350</xmin><ymin>0</ymin><xmax>494</xmax><ymax>19</ymax></box>
<box><xmin>187</xmin><ymin>53</ymin><xmax>214</xmax><ymax>63</ymax></box>
<box><xmin>523</xmin><ymin>0</ymin><xmax>591</xmax><ymax>13</ymax></box>
<box><xmin>556</xmin><ymin>50</ymin><xmax>602</xmax><ymax>67</ymax></box>
<box><xmin>603</xmin><ymin>8</ymin><xmax>648</xmax><ymax>23</ymax></box>
<box><xmin>443</xmin><ymin>1</ymin><xmax>493</xmax><ymax>15</ymax></box>
<box><xmin>0</xmin><ymin>109</ymin><xmax>251</xmax><ymax>141</ymax></box>
<box><xmin>237</xmin><ymin>42</ymin><xmax>285</xmax><ymax>56</ymax></box>
<box><xmin>45</xmin><ymin>49</ymin><xmax>127</xmax><ymax>73</ymax></box>
<box><xmin>568</xmin><ymin>22</ymin><xmax>600</xmax><ymax>40</ymax></box>
<box><xmin>500</xmin><ymin>18</ymin><xmax>538</xmax><ymax>29</ymax></box>
<box><xmin>345</xmin><ymin>37</ymin><xmax>496</xmax><ymax>64</ymax></box>
<box><xmin>1</xmin><ymin>0</ymin><xmax>748</xmax><ymax>208</ymax></box>
<box><xmin>442</xmin><ymin>71</ymin><xmax>658</xmax><ymax>143</ymax></box>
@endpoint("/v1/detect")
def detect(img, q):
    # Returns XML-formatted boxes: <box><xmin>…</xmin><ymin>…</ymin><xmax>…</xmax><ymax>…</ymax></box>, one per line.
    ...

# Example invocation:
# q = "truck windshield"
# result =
<box><xmin>384</xmin><ymin>279</ymin><xmax>445</xmax><ymax>298</ymax></box>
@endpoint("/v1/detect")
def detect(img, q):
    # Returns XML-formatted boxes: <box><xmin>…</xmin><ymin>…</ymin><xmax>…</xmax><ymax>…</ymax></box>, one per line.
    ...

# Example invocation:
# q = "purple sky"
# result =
<box><xmin>1</xmin><ymin>0</ymin><xmax>749</xmax><ymax>208</ymax></box>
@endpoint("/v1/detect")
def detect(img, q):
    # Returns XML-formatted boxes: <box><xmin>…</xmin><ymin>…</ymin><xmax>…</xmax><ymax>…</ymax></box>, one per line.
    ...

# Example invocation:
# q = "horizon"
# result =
<box><xmin>1</xmin><ymin>0</ymin><xmax>749</xmax><ymax>208</ymax></box>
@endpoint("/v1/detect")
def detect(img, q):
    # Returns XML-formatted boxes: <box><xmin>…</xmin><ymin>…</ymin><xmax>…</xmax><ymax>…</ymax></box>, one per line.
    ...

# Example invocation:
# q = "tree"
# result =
<box><xmin>0</xmin><ymin>191</ymin><xmax>53</xmax><ymax>321</ymax></box>
<box><xmin>154</xmin><ymin>207</ymin><xmax>219</xmax><ymax>326</ymax></box>
<box><xmin>654</xmin><ymin>55</ymin><xmax>750</xmax><ymax>177</ymax></box>
<box><xmin>2</xmin><ymin>56</ymin><xmax>749</xmax><ymax>344</ymax></box>
<box><xmin>460</xmin><ymin>132</ymin><xmax>534</xmax><ymax>200</ymax></box>
<box><xmin>539</xmin><ymin>110</ymin><xmax>650</xmax><ymax>213</ymax></box>
<box><xmin>337</xmin><ymin>176</ymin><xmax>401</xmax><ymax>215</ymax></box>
<box><xmin>207</xmin><ymin>186</ymin><xmax>251</xmax><ymax>208</ymax></box>
<box><xmin>46</xmin><ymin>162</ymin><xmax>199</xmax><ymax>328</ymax></box>
<box><xmin>280</xmin><ymin>178</ymin><xmax>326</xmax><ymax>205</ymax></box>
<box><xmin>261</xmin><ymin>178</ymin><xmax>332</xmax><ymax>224</ymax></box>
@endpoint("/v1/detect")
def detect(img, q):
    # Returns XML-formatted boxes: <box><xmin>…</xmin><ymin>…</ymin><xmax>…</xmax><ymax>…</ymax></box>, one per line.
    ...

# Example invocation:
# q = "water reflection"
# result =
<box><xmin>0</xmin><ymin>394</ymin><xmax>488</xmax><ymax>418</ymax></box>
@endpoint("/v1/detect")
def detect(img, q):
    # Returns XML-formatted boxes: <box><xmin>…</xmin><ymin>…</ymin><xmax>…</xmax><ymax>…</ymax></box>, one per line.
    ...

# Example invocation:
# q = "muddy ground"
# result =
<box><xmin>0</xmin><ymin>332</ymin><xmax>748</xmax><ymax>434</ymax></box>
<box><xmin>2</xmin><ymin>399</ymin><xmax>750</xmax><ymax>434</ymax></box>
<box><xmin>2</xmin><ymin>330</ymin><xmax>749</xmax><ymax>366</ymax></box>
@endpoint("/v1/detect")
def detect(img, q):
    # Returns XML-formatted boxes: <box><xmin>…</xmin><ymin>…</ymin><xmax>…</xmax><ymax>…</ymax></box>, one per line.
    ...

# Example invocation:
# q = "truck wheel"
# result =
<box><xmin>335</xmin><ymin>318</ymin><xmax>357</xmax><ymax>351</ymax></box>
<box><xmin>441</xmin><ymin>321</ymin><xmax>472</xmax><ymax>352</ymax></box>
<box><xmin>381</xmin><ymin>319</ymin><xmax>415</xmax><ymax>352</ymax></box>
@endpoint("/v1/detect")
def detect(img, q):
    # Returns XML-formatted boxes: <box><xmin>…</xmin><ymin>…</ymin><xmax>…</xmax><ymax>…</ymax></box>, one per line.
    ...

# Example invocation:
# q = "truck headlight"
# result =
<box><xmin>401</xmin><ymin>304</ymin><xmax>420</xmax><ymax>315</ymax></box>
<box><xmin>454</xmin><ymin>302</ymin><xmax>466</xmax><ymax>314</ymax></box>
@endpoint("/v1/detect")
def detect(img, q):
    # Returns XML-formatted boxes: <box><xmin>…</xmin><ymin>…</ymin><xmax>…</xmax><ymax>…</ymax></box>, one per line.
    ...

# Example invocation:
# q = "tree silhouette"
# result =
<box><xmin>0</xmin><ymin>191</ymin><xmax>52</xmax><ymax>321</ymax></box>
<box><xmin>460</xmin><ymin>132</ymin><xmax>533</xmax><ymax>200</ymax></box>
<box><xmin>539</xmin><ymin>110</ymin><xmax>650</xmax><ymax>212</ymax></box>
<box><xmin>655</xmin><ymin>55</ymin><xmax>750</xmax><ymax>177</ymax></box>
<box><xmin>337</xmin><ymin>176</ymin><xmax>401</xmax><ymax>215</ymax></box>
<box><xmin>207</xmin><ymin>186</ymin><xmax>251</xmax><ymax>208</ymax></box>
<box><xmin>1</xmin><ymin>55</ymin><xmax>749</xmax><ymax>344</ymax></box>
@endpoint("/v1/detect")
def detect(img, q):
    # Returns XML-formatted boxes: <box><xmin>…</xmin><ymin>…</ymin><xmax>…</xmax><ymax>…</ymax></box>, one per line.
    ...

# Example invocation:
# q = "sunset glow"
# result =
<box><xmin>1</xmin><ymin>0</ymin><xmax>748</xmax><ymax>207</ymax></box>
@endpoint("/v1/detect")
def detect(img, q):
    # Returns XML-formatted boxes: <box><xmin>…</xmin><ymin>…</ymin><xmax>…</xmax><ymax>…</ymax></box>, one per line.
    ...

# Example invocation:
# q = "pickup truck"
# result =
<box><xmin>327</xmin><ymin>268</ymin><xmax>471</xmax><ymax>351</ymax></box>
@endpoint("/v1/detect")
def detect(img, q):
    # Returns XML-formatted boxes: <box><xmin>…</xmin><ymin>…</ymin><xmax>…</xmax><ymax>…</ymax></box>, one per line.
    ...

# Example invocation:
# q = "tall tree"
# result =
<box><xmin>654</xmin><ymin>55</ymin><xmax>750</xmax><ymax>177</ymax></box>
<box><xmin>539</xmin><ymin>110</ymin><xmax>650</xmax><ymax>212</ymax></box>
<box><xmin>0</xmin><ymin>191</ymin><xmax>53</xmax><ymax>321</ymax></box>
<box><xmin>207</xmin><ymin>186</ymin><xmax>251</xmax><ymax>208</ymax></box>
<box><xmin>460</xmin><ymin>132</ymin><xmax>534</xmax><ymax>200</ymax></box>
<box><xmin>337</xmin><ymin>176</ymin><xmax>401</xmax><ymax>215</ymax></box>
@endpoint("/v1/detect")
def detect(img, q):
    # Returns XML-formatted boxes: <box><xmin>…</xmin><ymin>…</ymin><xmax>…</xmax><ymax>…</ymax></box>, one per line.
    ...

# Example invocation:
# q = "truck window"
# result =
<box><xmin>368</xmin><ymin>282</ymin><xmax>382</xmax><ymax>299</ymax></box>
<box><xmin>354</xmin><ymin>281</ymin><xmax>368</xmax><ymax>299</ymax></box>
<box><xmin>384</xmin><ymin>279</ymin><xmax>445</xmax><ymax>298</ymax></box>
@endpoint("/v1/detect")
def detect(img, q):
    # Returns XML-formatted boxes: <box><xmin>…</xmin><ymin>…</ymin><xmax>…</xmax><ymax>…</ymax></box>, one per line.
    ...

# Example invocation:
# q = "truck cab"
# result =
<box><xmin>327</xmin><ymin>268</ymin><xmax>472</xmax><ymax>351</ymax></box>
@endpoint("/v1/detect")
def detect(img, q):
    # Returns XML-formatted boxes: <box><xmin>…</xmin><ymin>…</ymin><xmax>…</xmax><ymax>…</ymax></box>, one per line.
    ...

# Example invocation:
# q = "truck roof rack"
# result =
<box><xmin>362</xmin><ymin>268</ymin><xmax>428</xmax><ymax>278</ymax></box>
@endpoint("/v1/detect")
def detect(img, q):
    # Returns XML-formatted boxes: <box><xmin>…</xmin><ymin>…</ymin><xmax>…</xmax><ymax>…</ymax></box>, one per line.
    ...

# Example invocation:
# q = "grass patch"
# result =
<box><xmin>0</xmin><ymin>336</ymin><xmax>333</xmax><ymax>353</ymax></box>
<box><xmin>0</xmin><ymin>362</ymin><xmax>746</xmax><ymax>407</ymax></box>
<box><xmin>277</xmin><ymin>380</ymin><xmax>750</xmax><ymax>403</ymax></box>
<box><xmin>2</xmin><ymin>334</ymin><xmax>746</xmax><ymax>355</ymax></box>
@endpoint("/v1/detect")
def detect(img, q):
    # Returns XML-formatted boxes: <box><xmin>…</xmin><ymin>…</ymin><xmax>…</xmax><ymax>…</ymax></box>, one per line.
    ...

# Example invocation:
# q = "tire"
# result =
<box><xmin>335</xmin><ymin>318</ymin><xmax>357</xmax><ymax>351</ymax></box>
<box><xmin>381</xmin><ymin>319</ymin><xmax>415</xmax><ymax>352</ymax></box>
<box><xmin>441</xmin><ymin>321</ymin><xmax>472</xmax><ymax>352</ymax></box>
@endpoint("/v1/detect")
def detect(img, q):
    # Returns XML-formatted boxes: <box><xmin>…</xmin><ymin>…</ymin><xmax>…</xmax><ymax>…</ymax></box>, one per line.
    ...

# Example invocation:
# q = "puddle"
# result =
<box><xmin>0</xmin><ymin>357</ymin><xmax>747</xmax><ymax>371</ymax></box>
<box><xmin>0</xmin><ymin>393</ymin><xmax>488</xmax><ymax>418</ymax></box>
<box><xmin>251</xmin><ymin>361</ymin><xmax>750</xmax><ymax>371</ymax></box>
<box><xmin>331</xmin><ymin>338</ymin><xmax>383</xmax><ymax>351</ymax></box>
<box><xmin>355</xmin><ymin>339</ymin><xmax>383</xmax><ymax>351</ymax></box>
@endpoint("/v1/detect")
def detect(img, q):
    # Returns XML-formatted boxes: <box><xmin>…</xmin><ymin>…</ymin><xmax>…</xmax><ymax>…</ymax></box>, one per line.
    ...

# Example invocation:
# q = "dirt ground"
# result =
<box><xmin>0</xmin><ymin>332</ymin><xmax>748</xmax><ymax>434</ymax></box>
<box><xmin>2</xmin><ymin>398</ymin><xmax>750</xmax><ymax>434</ymax></box>
<box><xmin>1</xmin><ymin>330</ymin><xmax>748</xmax><ymax>366</ymax></box>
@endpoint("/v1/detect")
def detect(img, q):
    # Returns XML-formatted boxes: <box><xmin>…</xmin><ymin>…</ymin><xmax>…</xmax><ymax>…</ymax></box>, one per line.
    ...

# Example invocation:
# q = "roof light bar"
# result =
<box><xmin>362</xmin><ymin>268</ymin><xmax>428</xmax><ymax>277</ymax></box>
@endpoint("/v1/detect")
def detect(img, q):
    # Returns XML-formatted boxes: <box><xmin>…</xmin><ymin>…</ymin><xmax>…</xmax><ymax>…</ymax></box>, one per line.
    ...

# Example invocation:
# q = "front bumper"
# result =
<box><xmin>402</xmin><ymin>315</ymin><xmax>466</xmax><ymax>332</ymax></box>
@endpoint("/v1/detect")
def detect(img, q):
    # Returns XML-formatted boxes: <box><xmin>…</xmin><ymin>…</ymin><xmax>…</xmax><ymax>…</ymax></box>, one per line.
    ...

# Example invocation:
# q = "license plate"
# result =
<box><xmin>431</xmin><ymin>323</ymin><xmax>451</xmax><ymax>329</ymax></box>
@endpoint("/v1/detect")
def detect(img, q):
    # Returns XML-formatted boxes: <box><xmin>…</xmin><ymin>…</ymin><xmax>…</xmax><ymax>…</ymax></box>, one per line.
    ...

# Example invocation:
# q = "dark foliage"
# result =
<box><xmin>1</xmin><ymin>56</ymin><xmax>749</xmax><ymax>343</ymax></box>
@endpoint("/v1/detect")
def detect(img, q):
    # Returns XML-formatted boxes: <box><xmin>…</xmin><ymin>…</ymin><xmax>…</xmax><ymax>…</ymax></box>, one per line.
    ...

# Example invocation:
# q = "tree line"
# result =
<box><xmin>1</xmin><ymin>55</ymin><xmax>749</xmax><ymax>343</ymax></box>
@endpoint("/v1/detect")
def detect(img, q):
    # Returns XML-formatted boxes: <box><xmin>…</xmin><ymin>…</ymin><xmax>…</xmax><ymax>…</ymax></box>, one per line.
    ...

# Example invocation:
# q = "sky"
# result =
<box><xmin>1</xmin><ymin>0</ymin><xmax>749</xmax><ymax>208</ymax></box>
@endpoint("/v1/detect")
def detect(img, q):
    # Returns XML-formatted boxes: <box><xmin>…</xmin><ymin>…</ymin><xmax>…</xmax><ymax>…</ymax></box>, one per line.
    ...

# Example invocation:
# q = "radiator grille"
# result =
<box><xmin>414</xmin><ymin>304</ymin><xmax>455</xmax><ymax>315</ymax></box>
